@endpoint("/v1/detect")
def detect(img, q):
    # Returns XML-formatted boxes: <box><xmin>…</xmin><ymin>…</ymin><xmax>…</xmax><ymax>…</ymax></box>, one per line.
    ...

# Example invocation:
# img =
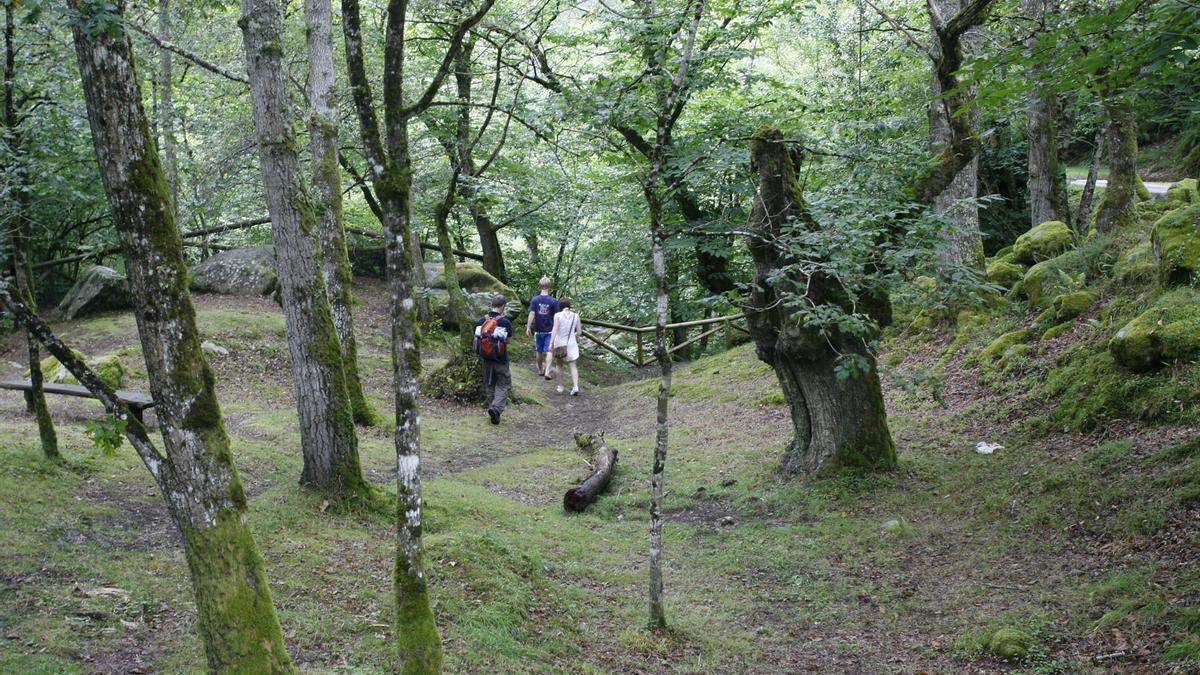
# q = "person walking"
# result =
<box><xmin>550</xmin><ymin>297</ymin><xmax>582</xmax><ymax>396</ymax></box>
<box><xmin>476</xmin><ymin>295</ymin><xmax>514</xmax><ymax>424</ymax></box>
<box><xmin>526</xmin><ymin>277</ymin><xmax>559</xmax><ymax>380</ymax></box>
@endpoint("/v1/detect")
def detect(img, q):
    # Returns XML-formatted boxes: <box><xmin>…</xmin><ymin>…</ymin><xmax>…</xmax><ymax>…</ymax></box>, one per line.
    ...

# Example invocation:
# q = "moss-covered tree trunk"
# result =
<box><xmin>1023</xmin><ymin>0</ymin><xmax>1064</xmax><ymax>227</ymax></box>
<box><xmin>157</xmin><ymin>0</ymin><xmax>177</xmax><ymax>215</ymax></box>
<box><xmin>67</xmin><ymin>5</ymin><xmax>292</xmax><ymax>669</ymax></box>
<box><xmin>1094</xmin><ymin>96</ymin><xmax>1138</xmax><ymax>233</ymax></box>
<box><xmin>304</xmin><ymin>0</ymin><xmax>377</xmax><ymax>427</ymax></box>
<box><xmin>928</xmin><ymin>0</ymin><xmax>984</xmax><ymax>273</ymax></box>
<box><xmin>433</xmin><ymin>171</ymin><xmax>473</xmax><ymax>351</ymax></box>
<box><xmin>241</xmin><ymin>0</ymin><xmax>369</xmax><ymax>498</ymax></box>
<box><xmin>4</xmin><ymin>3</ymin><xmax>57</xmax><ymax>460</ymax></box>
<box><xmin>744</xmin><ymin>128</ymin><xmax>897</xmax><ymax>475</ymax></box>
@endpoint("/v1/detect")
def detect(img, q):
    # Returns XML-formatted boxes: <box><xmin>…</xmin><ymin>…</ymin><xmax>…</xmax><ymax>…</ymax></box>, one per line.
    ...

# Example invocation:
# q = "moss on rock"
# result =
<box><xmin>980</xmin><ymin>329</ymin><xmax>1032</xmax><ymax>365</ymax></box>
<box><xmin>429</xmin><ymin>263</ymin><xmax>514</xmax><ymax>297</ymax></box>
<box><xmin>1013</xmin><ymin>220</ymin><xmax>1074</xmax><ymax>264</ymax></box>
<box><xmin>988</xmin><ymin>628</ymin><xmax>1033</xmax><ymax>661</ymax></box>
<box><xmin>985</xmin><ymin>260</ymin><xmax>1024</xmax><ymax>289</ymax></box>
<box><xmin>1151</xmin><ymin>204</ymin><xmax>1200</xmax><ymax>287</ymax></box>
<box><xmin>1166</xmin><ymin>178</ymin><xmax>1198</xmax><ymax>204</ymax></box>
<box><xmin>1109</xmin><ymin>288</ymin><xmax>1200</xmax><ymax>371</ymax></box>
<box><xmin>1135</xmin><ymin>175</ymin><xmax>1153</xmax><ymax>202</ymax></box>
<box><xmin>1041</xmin><ymin>322</ymin><xmax>1073</xmax><ymax>341</ymax></box>
<box><xmin>1114</xmin><ymin>239</ymin><xmax>1157</xmax><ymax>286</ymax></box>
<box><xmin>1022</xmin><ymin>255</ymin><xmax>1071</xmax><ymax>309</ymax></box>
<box><xmin>36</xmin><ymin>350</ymin><xmax>125</xmax><ymax>389</ymax></box>
<box><xmin>1053</xmin><ymin>291</ymin><xmax>1096</xmax><ymax>322</ymax></box>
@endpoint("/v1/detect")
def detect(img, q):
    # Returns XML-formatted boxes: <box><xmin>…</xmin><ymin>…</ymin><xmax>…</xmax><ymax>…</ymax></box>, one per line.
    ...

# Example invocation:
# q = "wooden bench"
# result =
<box><xmin>0</xmin><ymin>380</ymin><xmax>156</xmax><ymax>422</ymax></box>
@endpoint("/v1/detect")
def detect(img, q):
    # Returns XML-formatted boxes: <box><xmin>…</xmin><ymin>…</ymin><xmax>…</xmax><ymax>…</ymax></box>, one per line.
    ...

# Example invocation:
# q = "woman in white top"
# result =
<box><xmin>549</xmin><ymin>297</ymin><xmax>582</xmax><ymax>395</ymax></box>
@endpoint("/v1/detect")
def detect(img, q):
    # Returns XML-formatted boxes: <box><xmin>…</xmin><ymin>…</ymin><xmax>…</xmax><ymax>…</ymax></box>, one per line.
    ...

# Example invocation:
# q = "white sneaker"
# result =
<box><xmin>570</xmin><ymin>388</ymin><xmax>579</xmax><ymax>396</ymax></box>
<box><xmin>556</xmin><ymin>385</ymin><xmax>564</xmax><ymax>394</ymax></box>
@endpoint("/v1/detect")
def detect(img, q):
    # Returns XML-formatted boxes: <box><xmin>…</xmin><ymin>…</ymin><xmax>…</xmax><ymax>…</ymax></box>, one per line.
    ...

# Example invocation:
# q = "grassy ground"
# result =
<box><xmin>1</xmin><ymin>280</ymin><xmax>1197</xmax><ymax>673</ymax></box>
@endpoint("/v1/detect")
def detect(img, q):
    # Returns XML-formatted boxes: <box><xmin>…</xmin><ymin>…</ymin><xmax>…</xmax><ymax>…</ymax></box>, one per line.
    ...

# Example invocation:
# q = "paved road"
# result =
<box><xmin>1070</xmin><ymin>178</ymin><xmax>1172</xmax><ymax>195</ymax></box>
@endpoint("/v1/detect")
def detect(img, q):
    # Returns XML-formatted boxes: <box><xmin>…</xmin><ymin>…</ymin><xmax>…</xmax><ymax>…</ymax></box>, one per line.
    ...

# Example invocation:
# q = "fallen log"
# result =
<box><xmin>564</xmin><ymin>433</ymin><xmax>618</xmax><ymax>513</ymax></box>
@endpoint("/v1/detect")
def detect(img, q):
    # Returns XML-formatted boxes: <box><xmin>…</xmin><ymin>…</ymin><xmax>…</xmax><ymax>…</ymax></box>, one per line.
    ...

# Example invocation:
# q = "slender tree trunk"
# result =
<box><xmin>4</xmin><ymin>3</ymin><xmax>57</xmax><ymax>460</ymax></box>
<box><xmin>241</xmin><ymin>0</ymin><xmax>368</xmax><ymax>497</ymax></box>
<box><xmin>744</xmin><ymin>128</ymin><xmax>896</xmax><ymax>476</ymax></box>
<box><xmin>305</xmin><ymin>0</ymin><xmax>377</xmax><ymax>426</ymax></box>
<box><xmin>68</xmin><ymin>6</ymin><xmax>292</xmax><ymax>669</ymax></box>
<box><xmin>342</xmin><ymin>0</ymin><xmax>504</xmax><ymax>667</ymax></box>
<box><xmin>1076</xmin><ymin>126</ymin><xmax>1105</xmax><ymax>231</ymax></box>
<box><xmin>1023</xmin><ymin>0</ymin><xmax>1063</xmax><ymax>228</ymax></box>
<box><xmin>158</xmin><ymin>0</ymin><xmax>177</xmax><ymax>215</ymax></box>
<box><xmin>1094</xmin><ymin>96</ymin><xmax>1137</xmax><ymax>233</ymax></box>
<box><xmin>527</xmin><ymin>230</ymin><xmax>541</xmax><ymax>268</ymax></box>
<box><xmin>641</xmin><ymin>0</ymin><xmax>704</xmax><ymax>632</ymax></box>
<box><xmin>434</xmin><ymin>173</ymin><xmax>473</xmax><ymax>350</ymax></box>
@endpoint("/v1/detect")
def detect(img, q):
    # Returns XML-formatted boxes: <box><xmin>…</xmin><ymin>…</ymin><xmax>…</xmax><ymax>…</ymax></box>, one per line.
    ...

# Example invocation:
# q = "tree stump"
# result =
<box><xmin>563</xmin><ymin>433</ymin><xmax>618</xmax><ymax>512</ymax></box>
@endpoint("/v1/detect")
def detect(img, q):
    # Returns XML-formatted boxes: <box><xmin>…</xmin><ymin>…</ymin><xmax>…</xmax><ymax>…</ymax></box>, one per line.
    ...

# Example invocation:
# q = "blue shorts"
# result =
<box><xmin>535</xmin><ymin>332</ymin><xmax>553</xmax><ymax>353</ymax></box>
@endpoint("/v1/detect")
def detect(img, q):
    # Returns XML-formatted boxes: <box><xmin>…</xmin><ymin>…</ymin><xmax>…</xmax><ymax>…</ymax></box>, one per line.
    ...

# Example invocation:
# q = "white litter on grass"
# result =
<box><xmin>201</xmin><ymin>340</ymin><xmax>229</xmax><ymax>356</ymax></box>
<box><xmin>975</xmin><ymin>441</ymin><xmax>1004</xmax><ymax>455</ymax></box>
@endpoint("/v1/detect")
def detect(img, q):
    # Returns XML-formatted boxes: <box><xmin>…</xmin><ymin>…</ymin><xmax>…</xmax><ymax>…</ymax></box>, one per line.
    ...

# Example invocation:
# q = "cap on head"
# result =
<box><xmin>539</xmin><ymin>276</ymin><xmax>552</xmax><ymax>291</ymax></box>
<box><xmin>491</xmin><ymin>295</ymin><xmax>508</xmax><ymax>309</ymax></box>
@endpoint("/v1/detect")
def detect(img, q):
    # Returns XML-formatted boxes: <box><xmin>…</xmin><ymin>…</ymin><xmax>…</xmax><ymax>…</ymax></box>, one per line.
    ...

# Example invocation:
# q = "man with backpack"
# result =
<box><xmin>475</xmin><ymin>295</ymin><xmax>514</xmax><ymax>424</ymax></box>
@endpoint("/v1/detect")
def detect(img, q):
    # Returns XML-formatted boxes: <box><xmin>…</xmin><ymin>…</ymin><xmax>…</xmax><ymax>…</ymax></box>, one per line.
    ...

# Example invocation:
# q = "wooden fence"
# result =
<box><xmin>579</xmin><ymin>313</ymin><xmax>749</xmax><ymax>367</ymax></box>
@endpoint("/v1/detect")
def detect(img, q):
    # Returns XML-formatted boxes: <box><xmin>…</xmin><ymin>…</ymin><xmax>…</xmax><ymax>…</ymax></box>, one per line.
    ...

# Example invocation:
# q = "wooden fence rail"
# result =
<box><xmin>579</xmin><ymin>313</ymin><xmax>748</xmax><ymax>367</ymax></box>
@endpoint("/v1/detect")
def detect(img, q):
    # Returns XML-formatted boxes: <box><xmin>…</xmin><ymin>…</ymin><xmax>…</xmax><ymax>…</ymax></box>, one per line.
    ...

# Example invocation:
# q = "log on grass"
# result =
<box><xmin>564</xmin><ymin>433</ymin><xmax>618</xmax><ymax>512</ymax></box>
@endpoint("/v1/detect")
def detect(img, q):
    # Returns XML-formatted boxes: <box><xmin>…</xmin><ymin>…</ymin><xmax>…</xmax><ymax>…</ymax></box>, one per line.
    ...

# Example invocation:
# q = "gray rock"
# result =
<box><xmin>191</xmin><ymin>247</ymin><xmax>278</xmax><ymax>296</ymax></box>
<box><xmin>201</xmin><ymin>340</ymin><xmax>230</xmax><ymax>356</ymax></box>
<box><xmin>57</xmin><ymin>266</ymin><xmax>132</xmax><ymax>319</ymax></box>
<box><xmin>417</xmin><ymin>287</ymin><xmax>521</xmax><ymax>330</ymax></box>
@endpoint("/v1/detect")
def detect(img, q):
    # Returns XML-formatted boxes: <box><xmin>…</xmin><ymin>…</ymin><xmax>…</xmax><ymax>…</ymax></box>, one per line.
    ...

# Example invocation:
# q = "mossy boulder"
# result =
<box><xmin>1013</xmin><ymin>220</ymin><xmax>1074</xmax><ymax>264</ymax></box>
<box><xmin>429</xmin><ymin>263</ymin><xmax>514</xmax><ymax>298</ymax></box>
<box><xmin>57</xmin><ymin>266</ymin><xmax>132</xmax><ymax>320</ymax></box>
<box><xmin>1022</xmin><ymin>256</ymin><xmax>1070</xmax><ymax>309</ymax></box>
<box><xmin>420</xmin><ymin>288</ymin><xmax>521</xmax><ymax>330</ymax></box>
<box><xmin>1114</xmin><ymin>240</ymin><xmax>1156</xmax><ymax>285</ymax></box>
<box><xmin>1109</xmin><ymin>287</ymin><xmax>1200</xmax><ymax>371</ymax></box>
<box><xmin>1166</xmin><ymin>178</ymin><xmax>1198</xmax><ymax>204</ymax></box>
<box><xmin>988</xmin><ymin>628</ymin><xmax>1033</xmax><ymax>661</ymax></box>
<box><xmin>1151</xmin><ymin>204</ymin><xmax>1200</xmax><ymax>287</ymax></box>
<box><xmin>1053</xmin><ymin>291</ymin><xmax>1096</xmax><ymax>322</ymax></box>
<box><xmin>190</xmin><ymin>246</ymin><xmax>278</xmax><ymax>296</ymax></box>
<box><xmin>1041</xmin><ymin>322</ymin><xmax>1073</xmax><ymax>341</ymax></box>
<box><xmin>985</xmin><ymin>260</ymin><xmax>1024</xmax><ymax>289</ymax></box>
<box><xmin>979</xmin><ymin>329</ymin><xmax>1032</xmax><ymax>365</ymax></box>
<box><xmin>35</xmin><ymin>350</ymin><xmax>125</xmax><ymax>389</ymax></box>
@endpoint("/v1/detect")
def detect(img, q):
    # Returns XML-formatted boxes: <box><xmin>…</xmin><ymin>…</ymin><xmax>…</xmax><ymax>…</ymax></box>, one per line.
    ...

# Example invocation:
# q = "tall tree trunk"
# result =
<box><xmin>305</xmin><ymin>0</ymin><xmax>377</xmax><ymax>426</ymax></box>
<box><xmin>1023</xmin><ymin>0</ymin><xmax>1064</xmax><ymax>228</ymax></box>
<box><xmin>1094</xmin><ymin>96</ymin><xmax>1137</xmax><ymax>233</ymax></box>
<box><xmin>471</xmin><ymin>203</ymin><xmax>507</xmax><ymax>281</ymax></box>
<box><xmin>67</xmin><ymin>5</ymin><xmax>292</xmax><ymax>670</ymax></box>
<box><xmin>241</xmin><ymin>0</ymin><xmax>368</xmax><ymax>497</ymax></box>
<box><xmin>641</xmin><ymin>0</ymin><xmax>705</xmax><ymax>632</ymax></box>
<box><xmin>744</xmin><ymin>128</ymin><xmax>897</xmax><ymax>475</ymax></box>
<box><xmin>158</xmin><ymin>0</ymin><xmax>177</xmax><ymax>215</ymax></box>
<box><xmin>928</xmin><ymin>0</ymin><xmax>984</xmax><ymax>272</ymax></box>
<box><xmin>526</xmin><ymin>229</ymin><xmax>541</xmax><ymax>268</ymax></box>
<box><xmin>342</xmin><ymin>0</ymin><xmax>496</xmax><ymax>666</ymax></box>
<box><xmin>4</xmin><ymin>2</ymin><xmax>57</xmax><ymax>460</ymax></box>
<box><xmin>1075</xmin><ymin>125</ymin><xmax>1105</xmax><ymax>231</ymax></box>
<box><xmin>434</xmin><ymin>173</ymin><xmax>473</xmax><ymax>350</ymax></box>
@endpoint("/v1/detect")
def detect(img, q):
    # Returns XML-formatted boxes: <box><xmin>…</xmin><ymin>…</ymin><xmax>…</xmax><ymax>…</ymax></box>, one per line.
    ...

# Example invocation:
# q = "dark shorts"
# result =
<box><xmin>535</xmin><ymin>332</ymin><xmax>553</xmax><ymax>353</ymax></box>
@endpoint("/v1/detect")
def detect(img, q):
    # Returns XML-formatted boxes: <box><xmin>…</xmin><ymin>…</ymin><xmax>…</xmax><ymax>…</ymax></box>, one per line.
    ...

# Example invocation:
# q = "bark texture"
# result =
<box><xmin>1094</xmin><ymin>97</ymin><xmax>1138</xmax><ymax>233</ymax></box>
<box><xmin>1022</xmin><ymin>0</ymin><xmax>1065</xmax><ymax>228</ymax></box>
<box><xmin>1075</xmin><ymin>126</ymin><xmax>1105</xmax><ymax>231</ymax></box>
<box><xmin>67</xmin><ymin>5</ymin><xmax>291</xmax><ymax>669</ymax></box>
<box><xmin>304</xmin><ymin>0</ymin><xmax>377</xmax><ymax>426</ymax></box>
<box><xmin>4</xmin><ymin>3</ymin><xmax>57</xmax><ymax>459</ymax></box>
<box><xmin>563</xmin><ymin>433</ymin><xmax>618</xmax><ymax>512</ymax></box>
<box><xmin>158</xmin><ymin>0</ymin><xmax>177</xmax><ymax>214</ymax></box>
<box><xmin>929</xmin><ymin>0</ymin><xmax>984</xmax><ymax>272</ymax></box>
<box><xmin>744</xmin><ymin>127</ymin><xmax>897</xmax><ymax>476</ymax></box>
<box><xmin>241</xmin><ymin>0</ymin><xmax>368</xmax><ymax>496</ymax></box>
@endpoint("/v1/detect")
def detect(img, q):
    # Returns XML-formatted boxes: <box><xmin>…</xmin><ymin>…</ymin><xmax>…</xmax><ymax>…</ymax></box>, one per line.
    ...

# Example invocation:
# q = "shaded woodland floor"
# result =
<box><xmin>1</xmin><ymin>279</ymin><xmax>1197</xmax><ymax>673</ymax></box>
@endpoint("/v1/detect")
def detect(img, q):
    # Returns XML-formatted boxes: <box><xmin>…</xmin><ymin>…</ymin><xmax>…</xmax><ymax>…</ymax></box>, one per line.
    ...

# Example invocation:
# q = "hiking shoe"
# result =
<box><xmin>570</xmin><ymin>388</ymin><xmax>579</xmax><ymax>396</ymax></box>
<box><xmin>556</xmin><ymin>385</ymin><xmax>564</xmax><ymax>394</ymax></box>
<box><xmin>488</xmin><ymin>408</ymin><xmax>500</xmax><ymax>425</ymax></box>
